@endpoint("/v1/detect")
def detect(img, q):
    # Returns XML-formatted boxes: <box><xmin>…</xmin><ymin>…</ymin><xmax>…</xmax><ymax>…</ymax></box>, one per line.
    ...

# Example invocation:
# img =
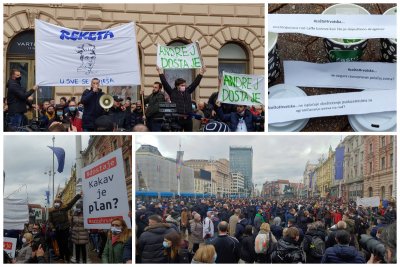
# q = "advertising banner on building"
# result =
<box><xmin>4</xmin><ymin>237</ymin><xmax>17</xmax><ymax>258</ymax></box>
<box><xmin>217</xmin><ymin>72</ymin><xmax>264</xmax><ymax>105</ymax></box>
<box><xmin>82</xmin><ymin>148</ymin><xmax>131</xmax><ymax>229</ymax></box>
<box><xmin>157</xmin><ymin>42</ymin><xmax>203</xmax><ymax>69</ymax></box>
<box><xmin>335</xmin><ymin>146</ymin><xmax>345</xmax><ymax>180</ymax></box>
<box><xmin>35</xmin><ymin>19</ymin><xmax>141</xmax><ymax>86</ymax></box>
<box><xmin>356</xmin><ymin>196</ymin><xmax>380</xmax><ymax>207</ymax></box>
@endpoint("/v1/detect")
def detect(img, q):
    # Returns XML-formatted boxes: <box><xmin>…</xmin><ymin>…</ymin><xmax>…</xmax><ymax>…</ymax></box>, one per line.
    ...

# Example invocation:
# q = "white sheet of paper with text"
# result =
<box><xmin>268</xmin><ymin>14</ymin><xmax>396</xmax><ymax>39</ymax></box>
<box><xmin>268</xmin><ymin>90</ymin><xmax>396</xmax><ymax>123</ymax></box>
<box><xmin>284</xmin><ymin>61</ymin><xmax>396</xmax><ymax>90</ymax></box>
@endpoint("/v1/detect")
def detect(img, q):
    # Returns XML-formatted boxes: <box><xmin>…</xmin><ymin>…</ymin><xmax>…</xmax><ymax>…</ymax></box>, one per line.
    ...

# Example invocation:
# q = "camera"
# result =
<box><xmin>359</xmin><ymin>234</ymin><xmax>386</xmax><ymax>262</ymax></box>
<box><xmin>157</xmin><ymin>102</ymin><xmax>182</xmax><ymax>132</ymax></box>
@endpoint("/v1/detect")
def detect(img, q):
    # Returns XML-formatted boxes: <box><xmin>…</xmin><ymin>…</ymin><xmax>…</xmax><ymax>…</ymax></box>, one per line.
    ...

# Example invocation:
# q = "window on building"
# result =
<box><xmin>381</xmin><ymin>157</ymin><xmax>386</xmax><ymax>170</ymax></box>
<box><xmin>369</xmin><ymin>143</ymin><xmax>373</xmax><ymax>153</ymax></box>
<box><xmin>381</xmin><ymin>186</ymin><xmax>385</xmax><ymax>200</ymax></box>
<box><xmin>390</xmin><ymin>136</ymin><xmax>394</xmax><ymax>143</ymax></box>
<box><xmin>381</xmin><ymin>136</ymin><xmax>386</xmax><ymax>147</ymax></box>
<box><xmin>164</xmin><ymin>41</ymin><xmax>194</xmax><ymax>96</ymax></box>
<box><xmin>369</xmin><ymin>162</ymin><xmax>373</xmax><ymax>174</ymax></box>
<box><xmin>361</xmin><ymin>166</ymin><xmax>363</xmax><ymax>176</ymax></box>
<box><xmin>368</xmin><ymin>187</ymin><xmax>373</xmax><ymax>197</ymax></box>
<box><xmin>361</xmin><ymin>152</ymin><xmax>364</xmax><ymax>161</ymax></box>
<box><xmin>218</xmin><ymin>42</ymin><xmax>249</xmax><ymax>77</ymax></box>
<box><xmin>389</xmin><ymin>185</ymin><xmax>393</xmax><ymax>198</ymax></box>
<box><xmin>390</xmin><ymin>153</ymin><xmax>394</xmax><ymax>168</ymax></box>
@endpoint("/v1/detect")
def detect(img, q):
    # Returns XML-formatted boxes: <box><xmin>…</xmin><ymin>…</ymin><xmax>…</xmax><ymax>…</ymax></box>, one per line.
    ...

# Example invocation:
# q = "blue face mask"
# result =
<box><xmin>163</xmin><ymin>241</ymin><xmax>170</xmax><ymax>248</ymax></box>
<box><xmin>78</xmin><ymin>107</ymin><xmax>84</xmax><ymax>112</ymax></box>
<box><xmin>57</xmin><ymin>111</ymin><xmax>63</xmax><ymax>116</ymax></box>
<box><xmin>69</xmin><ymin>106</ymin><xmax>77</xmax><ymax>112</ymax></box>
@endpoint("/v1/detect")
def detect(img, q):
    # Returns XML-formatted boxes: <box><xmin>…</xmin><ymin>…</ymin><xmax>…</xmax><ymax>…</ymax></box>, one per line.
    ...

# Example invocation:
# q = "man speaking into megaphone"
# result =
<box><xmin>81</xmin><ymin>78</ymin><xmax>105</xmax><ymax>131</ymax></box>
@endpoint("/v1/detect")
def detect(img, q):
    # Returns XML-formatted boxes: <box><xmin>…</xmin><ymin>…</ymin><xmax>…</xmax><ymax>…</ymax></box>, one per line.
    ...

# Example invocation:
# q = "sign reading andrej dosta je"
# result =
<box><xmin>35</xmin><ymin>19</ymin><xmax>141</xmax><ymax>86</ymax></box>
<box><xmin>217</xmin><ymin>72</ymin><xmax>265</xmax><ymax>106</ymax></box>
<box><xmin>156</xmin><ymin>43</ymin><xmax>203</xmax><ymax>69</ymax></box>
<box><xmin>82</xmin><ymin>148</ymin><xmax>131</xmax><ymax>229</ymax></box>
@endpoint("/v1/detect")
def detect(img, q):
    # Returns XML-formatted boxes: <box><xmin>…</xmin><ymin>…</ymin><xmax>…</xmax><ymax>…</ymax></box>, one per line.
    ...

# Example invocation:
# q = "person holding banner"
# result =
<box><xmin>157</xmin><ymin>66</ymin><xmax>206</xmax><ymax>132</ymax></box>
<box><xmin>102</xmin><ymin>218</ymin><xmax>131</xmax><ymax>263</ymax></box>
<box><xmin>48</xmin><ymin>193</ymin><xmax>82</xmax><ymax>263</ymax></box>
<box><xmin>215</xmin><ymin>101</ymin><xmax>263</xmax><ymax>132</ymax></box>
<box><xmin>140</xmin><ymin>82</ymin><xmax>165</xmax><ymax>131</ymax></box>
<box><xmin>6</xmin><ymin>69</ymin><xmax>38</xmax><ymax>130</ymax></box>
<box><xmin>81</xmin><ymin>78</ymin><xmax>105</xmax><ymax>131</ymax></box>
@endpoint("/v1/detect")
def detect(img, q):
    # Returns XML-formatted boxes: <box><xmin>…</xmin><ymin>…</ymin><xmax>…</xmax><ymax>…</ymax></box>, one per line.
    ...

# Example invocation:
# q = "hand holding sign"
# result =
<box><xmin>156</xmin><ymin>66</ymin><xmax>163</xmax><ymax>75</ymax></box>
<box><xmin>200</xmin><ymin>66</ymin><xmax>207</xmax><ymax>75</ymax></box>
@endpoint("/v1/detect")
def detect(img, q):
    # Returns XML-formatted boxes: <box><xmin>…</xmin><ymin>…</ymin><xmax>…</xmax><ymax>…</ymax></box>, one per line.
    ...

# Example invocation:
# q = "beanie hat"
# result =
<box><xmin>203</xmin><ymin>121</ymin><xmax>230</xmax><ymax>132</ymax></box>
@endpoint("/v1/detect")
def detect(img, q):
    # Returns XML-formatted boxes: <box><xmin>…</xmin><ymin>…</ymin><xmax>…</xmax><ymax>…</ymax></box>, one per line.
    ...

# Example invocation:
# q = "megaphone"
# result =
<box><xmin>99</xmin><ymin>94</ymin><xmax>114</xmax><ymax>111</ymax></box>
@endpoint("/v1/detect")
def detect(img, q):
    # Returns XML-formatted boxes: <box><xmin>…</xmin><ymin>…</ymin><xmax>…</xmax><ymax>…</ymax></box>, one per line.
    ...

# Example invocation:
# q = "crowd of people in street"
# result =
<box><xmin>4</xmin><ymin>193</ymin><xmax>132</xmax><ymax>264</ymax></box>
<box><xmin>5</xmin><ymin>67</ymin><xmax>264</xmax><ymax>132</ymax></box>
<box><xmin>135</xmin><ymin>196</ymin><xmax>396</xmax><ymax>264</ymax></box>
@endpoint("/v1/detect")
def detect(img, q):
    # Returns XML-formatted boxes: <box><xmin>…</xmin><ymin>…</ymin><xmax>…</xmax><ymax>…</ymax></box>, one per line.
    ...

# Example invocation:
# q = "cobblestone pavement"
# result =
<box><xmin>268</xmin><ymin>3</ymin><xmax>396</xmax><ymax>132</ymax></box>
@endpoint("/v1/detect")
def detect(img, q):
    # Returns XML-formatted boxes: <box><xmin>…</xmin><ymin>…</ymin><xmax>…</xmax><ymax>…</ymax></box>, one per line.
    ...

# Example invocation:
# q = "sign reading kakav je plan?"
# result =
<box><xmin>82</xmin><ymin>148</ymin><xmax>131</xmax><ymax>229</ymax></box>
<box><xmin>217</xmin><ymin>72</ymin><xmax>265</xmax><ymax>106</ymax></box>
<box><xmin>157</xmin><ymin>43</ymin><xmax>203</xmax><ymax>69</ymax></box>
<box><xmin>35</xmin><ymin>19</ymin><xmax>141</xmax><ymax>86</ymax></box>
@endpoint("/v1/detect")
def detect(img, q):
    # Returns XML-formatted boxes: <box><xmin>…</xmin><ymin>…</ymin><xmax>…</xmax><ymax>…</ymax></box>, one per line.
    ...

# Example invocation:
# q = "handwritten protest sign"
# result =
<box><xmin>3</xmin><ymin>237</ymin><xmax>17</xmax><ymax>258</ymax></box>
<box><xmin>217</xmin><ymin>72</ymin><xmax>265</xmax><ymax>105</ymax></box>
<box><xmin>157</xmin><ymin>42</ymin><xmax>203</xmax><ymax>69</ymax></box>
<box><xmin>35</xmin><ymin>19</ymin><xmax>141</xmax><ymax>86</ymax></box>
<box><xmin>269</xmin><ymin>14</ymin><xmax>396</xmax><ymax>39</ymax></box>
<box><xmin>268</xmin><ymin>89</ymin><xmax>396</xmax><ymax>123</ymax></box>
<box><xmin>284</xmin><ymin>61</ymin><xmax>396</xmax><ymax>90</ymax></box>
<box><xmin>82</xmin><ymin>148</ymin><xmax>131</xmax><ymax>229</ymax></box>
<box><xmin>356</xmin><ymin>196</ymin><xmax>380</xmax><ymax>207</ymax></box>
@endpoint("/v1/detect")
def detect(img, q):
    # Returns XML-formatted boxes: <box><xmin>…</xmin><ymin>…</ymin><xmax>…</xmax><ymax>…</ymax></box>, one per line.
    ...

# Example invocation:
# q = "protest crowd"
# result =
<box><xmin>135</xmin><ymin>196</ymin><xmax>396</xmax><ymax>264</ymax></box>
<box><xmin>5</xmin><ymin>66</ymin><xmax>264</xmax><ymax>132</ymax></box>
<box><xmin>3</xmin><ymin>192</ymin><xmax>132</xmax><ymax>264</ymax></box>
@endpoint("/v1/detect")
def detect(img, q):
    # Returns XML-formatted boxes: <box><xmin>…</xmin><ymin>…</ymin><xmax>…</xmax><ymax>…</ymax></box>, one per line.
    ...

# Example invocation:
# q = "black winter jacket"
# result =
<box><xmin>159</xmin><ymin>73</ymin><xmax>203</xmax><ymax>115</ymax></box>
<box><xmin>138</xmin><ymin>223</ymin><xmax>176</xmax><ymax>263</ymax></box>
<box><xmin>321</xmin><ymin>244</ymin><xmax>365</xmax><ymax>263</ymax></box>
<box><xmin>271</xmin><ymin>237</ymin><xmax>305</xmax><ymax>263</ymax></box>
<box><xmin>240</xmin><ymin>234</ymin><xmax>256</xmax><ymax>263</ymax></box>
<box><xmin>6</xmin><ymin>79</ymin><xmax>35</xmax><ymax>114</ymax></box>
<box><xmin>81</xmin><ymin>88</ymin><xmax>105</xmax><ymax>130</ymax></box>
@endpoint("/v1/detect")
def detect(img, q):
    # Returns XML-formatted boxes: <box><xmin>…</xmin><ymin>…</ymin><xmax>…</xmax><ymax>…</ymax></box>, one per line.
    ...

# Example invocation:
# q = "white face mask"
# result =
<box><xmin>54</xmin><ymin>203</ymin><xmax>61</xmax><ymax>208</ymax></box>
<box><xmin>179</xmin><ymin>86</ymin><xmax>186</xmax><ymax>92</ymax></box>
<box><xmin>22</xmin><ymin>238</ymin><xmax>27</xmax><ymax>243</ymax></box>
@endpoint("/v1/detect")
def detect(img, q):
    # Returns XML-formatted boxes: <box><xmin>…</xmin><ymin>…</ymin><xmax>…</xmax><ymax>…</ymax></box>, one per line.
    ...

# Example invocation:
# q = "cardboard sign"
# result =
<box><xmin>284</xmin><ymin>61</ymin><xmax>396</xmax><ymax>90</ymax></box>
<box><xmin>217</xmin><ymin>72</ymin><xmax>265</xmax><ymax>105</ymax></box>
<box><xmin>268</xmin><ymin>89</ymin><xmax>396</xmax><ymax>123</ymax></box>
<box><xmin>356</xmin><ymin>196</ymin><xmax>380</xmax><ymax>207</ymax></box>
<box><xmin>157</xmin><ymin>42</ymin><xmax>202</xmax><ymax>69</ymax></box>
<box><xmin>82</xmin><ymin>148</ymin><xmax>131</xmax><ymax>229</ymax></box>
<box><xmin>269</xmin><ymin>14</ymin><xmax>396</xmax><ymax>39</ymax></box>
<box><xmin>32</xmin><ymin>208</ymin><xmax>43</xmax><ymax>220</ymax></box>
<box><xmin>35</xmin><ymin>19</ymin><xmax>141</xmax><ymax>86</ymax></box>
<box><xmin>4</xmin><ymin>237</ymin><xmax>17</xmax><ymax>259</ymax></box>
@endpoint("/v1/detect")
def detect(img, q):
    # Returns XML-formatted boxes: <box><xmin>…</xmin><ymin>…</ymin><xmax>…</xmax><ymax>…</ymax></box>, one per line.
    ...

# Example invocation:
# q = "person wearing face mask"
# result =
<box><xmin>65</xmin><ymin>100</ymin><xmax>83</xmax><ymax>132</ymax></box>
<box><xmin>163</xmin><ymin>231</ymin><xmax>190</xmax><ymax>263</ymax></box>
<box><xmin>49</xmin><ymin>193</ymin><xmax>82</xmax><ymax>263</ymax></box>
<box><xmin>81</xmin><ymin>78</ymin><xmax>105</xmax><ymax>131</ymax></box>
<box><xmin>102</xmin><ymin>218</ymin><xmax>132</xmax><ymax>263</ymax></box>
<box><xmin>15</xmin><ymin>233</ymin><xmax>33</xmax><ymax>263</ymax></box>
<box><xmin>157</xmin><ymin>65</ymin><xmax>206</xmax><ymax>132</ymax></box>
<box><xmin>39</xmin><ymin>105</ymin><xmax>56</xmax><ymax>129</ymax></box>
<box><xmin>215</xmin><ymin>101</ymin><xmax>263</xmax><ymax>132</ymax></box>
<box><xmin>6</xmin><ymin>69</ymin><xmax>38</xmax><ymax>130</ymax></box>
<box><xmin>139</xmin><ymin>82</ymin><xmax>165</xmax><ymax>131</ymax></box>
<box><xmin>71</xmin><ymin>203</ymin><xmax>89</xmax><ymax>263</ymax></box>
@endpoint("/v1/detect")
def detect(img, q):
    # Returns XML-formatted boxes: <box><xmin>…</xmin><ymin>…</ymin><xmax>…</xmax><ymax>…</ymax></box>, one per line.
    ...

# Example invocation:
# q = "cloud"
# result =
<box><xmin>4</xmin><ymin>135</ymin><xmax>90</xmax><ymax>205</ymax></box>
<box><xmin>135</xmin><ymin>135</ymin><xmax>343</xmax><ymax>190</ymax></box>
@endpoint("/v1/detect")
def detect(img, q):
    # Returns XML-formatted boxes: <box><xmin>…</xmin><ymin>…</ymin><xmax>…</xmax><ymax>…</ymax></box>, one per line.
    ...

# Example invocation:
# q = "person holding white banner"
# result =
<box><xmin>6</xmin><ymin>69</ymin><xmax>38</xmax><ymax>130</ymax></box>
<box><xmin>157</xmin><ymin>66</ymin><xmax>206</xmax><ymax>132</ymax></box>
<box><xmin>81</xmin><ymin>78</ymin><xmax>105</xmax><ymax>131</ymax></box>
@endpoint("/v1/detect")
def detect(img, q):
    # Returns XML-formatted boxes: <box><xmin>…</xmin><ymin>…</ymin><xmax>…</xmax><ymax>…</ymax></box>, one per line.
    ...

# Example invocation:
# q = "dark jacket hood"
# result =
<box><xmin>144</xmin><ymin>223</ymin><xmax>172</xmax><ymax>234</ymax></box>
<box><xmin>332</xmin><ymin>245</ymin><xmax>359</xmax><ymax>260</ymax></box>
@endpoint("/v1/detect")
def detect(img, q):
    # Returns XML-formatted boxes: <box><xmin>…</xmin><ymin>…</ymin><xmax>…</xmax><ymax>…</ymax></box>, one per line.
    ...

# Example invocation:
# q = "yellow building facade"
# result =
<box><xmin>316</xmin><ymin>146</ymin><xmax>334</xmax><ymax>197</ymax></box>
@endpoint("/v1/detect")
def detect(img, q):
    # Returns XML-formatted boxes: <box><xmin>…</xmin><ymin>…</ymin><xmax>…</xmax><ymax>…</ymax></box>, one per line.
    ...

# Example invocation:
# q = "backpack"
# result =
<box><xmin>308</xmin><ymin>235</ymin><xmax>325</xmax><ymax>258</ymax></box>
<box><xmin>255</xmin><ymin>232</ymin><xmax>271</xmax><ymax>254</ymax></box>
<box><xmin>178</xmin><ymin>248</ymin><xmax>191</xmax><ymax>263</ymax></box>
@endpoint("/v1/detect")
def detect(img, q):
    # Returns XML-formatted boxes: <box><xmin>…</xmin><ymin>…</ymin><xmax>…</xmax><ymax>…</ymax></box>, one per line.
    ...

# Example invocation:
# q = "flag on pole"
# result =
<box><xmin>176</xmin><ymin>151</ymin><xmax>184</xmax><ymax>179</ymax></box>
<box><xmin>48</xmin><ymin>146</ymin><xmax>65</xmax><ymax>173</ymax></box>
